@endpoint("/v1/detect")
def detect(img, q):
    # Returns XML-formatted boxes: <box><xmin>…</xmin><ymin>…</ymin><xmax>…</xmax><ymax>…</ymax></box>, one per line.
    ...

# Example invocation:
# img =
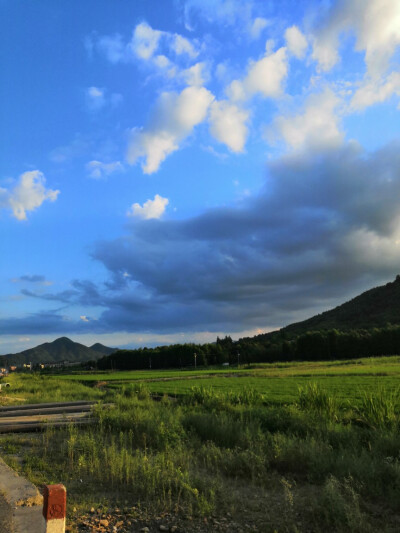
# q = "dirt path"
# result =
<box><xmin>0</xmin><ymin>492</ymin><xmax>12</xmax><ymax>533</ymax></box>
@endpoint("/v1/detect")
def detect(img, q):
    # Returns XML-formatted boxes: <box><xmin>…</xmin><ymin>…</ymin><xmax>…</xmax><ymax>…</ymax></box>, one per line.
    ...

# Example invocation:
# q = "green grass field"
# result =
<box><xmin>2</xmin><ymin>355</ymin><xmax>400</xmax><ymax>532</ymax></box>
<box><xmin>54</xmin><ymin>355</ymin><xmax>400</xmax><ymax>405</ymax></box>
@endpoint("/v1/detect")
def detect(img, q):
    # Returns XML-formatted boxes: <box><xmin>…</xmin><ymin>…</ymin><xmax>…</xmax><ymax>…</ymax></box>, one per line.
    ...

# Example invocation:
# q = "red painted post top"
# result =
<box><xmin>43</xmin><ymin>484</ymin><xmax>67</xmax><ymax>520</ymax></box>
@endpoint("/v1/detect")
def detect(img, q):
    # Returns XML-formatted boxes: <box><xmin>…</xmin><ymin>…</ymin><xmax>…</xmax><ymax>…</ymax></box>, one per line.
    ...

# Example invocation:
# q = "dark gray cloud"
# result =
<box><xmin>4</xmin><ymin>141</ymin><xmax>400</xmax><ymax>337</ymax></box>
<box><xmin>0</xmin><ymin>311</ymin><xmax>89</xmax><ymax>336</ymax></box>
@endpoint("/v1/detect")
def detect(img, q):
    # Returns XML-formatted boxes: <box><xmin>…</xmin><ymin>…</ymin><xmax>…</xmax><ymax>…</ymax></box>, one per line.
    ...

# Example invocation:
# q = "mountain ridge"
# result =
<box><xmin>0</xmin><ymin>337</ymin><xmax>117</xmax><ymax>366</ymax></box>
<box><xmin>282</xmin><ymin>275</ymin><xmax>400</xmax><ymax>336</ymax></box>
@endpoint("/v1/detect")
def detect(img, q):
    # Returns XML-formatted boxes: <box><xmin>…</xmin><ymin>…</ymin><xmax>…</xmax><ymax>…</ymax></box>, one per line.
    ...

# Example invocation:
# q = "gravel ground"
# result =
<box><xmin>0</xmin><ymin>492</ymin><xmax>12</xmax><ymax>533</ymax></box>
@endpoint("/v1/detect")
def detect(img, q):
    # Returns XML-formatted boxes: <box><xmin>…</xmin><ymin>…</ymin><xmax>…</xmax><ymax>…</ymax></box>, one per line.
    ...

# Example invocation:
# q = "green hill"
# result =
<box><xmin>90</xmin><ymin>343</ymin><xmax>116</xmax><ymax>356</ymax></box>
<box><xmin>283</xmin><ymin>275</ymin><xmax>400</xmax><ymax>336</ymax></box>
<box><xmin>0</xmin><ymin>337</ymin><xmax>115</xmax><ymax>366</ymax></box>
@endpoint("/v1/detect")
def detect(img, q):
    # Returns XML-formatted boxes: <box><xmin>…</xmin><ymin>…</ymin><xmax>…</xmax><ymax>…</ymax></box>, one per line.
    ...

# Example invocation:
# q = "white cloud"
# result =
<box><xmin>350</xmin><ymin>71</ymin><xmax>400</xmax><ymax>111</ymax></box>
<box><xmin>86</xmin><ymin>160</ymin><xmax>124</xmax><ymax>179</ymax></box>
<box><xmin>183</xmin><ymin>0</ymin><xmax>254</xmax><ymax>31</ymax></box>
<box><xmin>285</xmin><ymin>26</ymin><xmax>308</xmax><ymax>59</ymax></box>
<box><xmin>227</xmin><ymin>46</ymin><xmax>288</xmax><ymax>101</ymax></box>
<box><xmin>86</xmin><ymin>87</ymin><xmax>122</xmax><ymax>112</ymax></box>
<box><xmin>209</xmin><ymin>100</ymin><xmax>249</xmax><ymax>152</ymax></box>
<box><xmin>128</xmin><ymin>131</ymin><xmax>178</xmax><ymax>174</ymax></box>
<box><xmin>80</xmin><ymin>315</ymin><xmax>89</xmax><ymax>322</ymax></box>
<box><xmin>4</xmin><ymin>171</ymin><xmax>59</xmax><ymax>221</ymax></box>
<box><xmin>312</xmin><ymin>0</ymin><xmax>400</xmax><ymax>76</ymax></box>
<box><xmin>127</xmin><ymin>194</ymin><xmax>169</xmax><ymax>219</ymax></box>
<box><xmin>153</xmin><ymin>54</ymin><xmax>172</xmax><ymax>69</ymax></box>
<box><xmin>249</xmin><ymin>17</ymin><xmax>268</xmax><ymax>40</ymax></box>
<box><xmin>171</xmin><ymin>34</ymin><xmax>198</xmax><ymax>58</ymax></box>
<box><xmin>49</xmin><ymin>135</ymin><xmax>91</xmax><ymax>163</ymax></box>
<box><xmin>97</xmin><ymin>34</ymin><xmax>125</xmax><ymax>63</ymax></box>
<box><xmin>127</xmin><ymin>86</ymin><xmax>214</xmax><ymax>174</ymax></box>
<box><xmin>130</xmin><ymin>22</ymin><xmax>162</xmax><ymax>60</ymax></box>
<box><xmin>269</xmin><ymin>89</ymin><xmax>343</xmax><ymax>151</ymax></box>
<box><xmin>0</xmin><ymin>188</ymin><xmax>8</xmax><ymax>209</ymax></box>
<box><xmin>98</xmin><ymin>22</ymin><xmax>199</xmax><ymax>66</ymax></box>
<box><xmin>182</xmin><ymin>62</ymin><xmax>208</xmax><ymax>86</ymax></box>
<box><xmin>86</xmin><ymin>87</ymin><xmax>106</xmax><ymax>110</ymax></box>
<box><xmin>95</xmin><ymin>22</ymin><xmax>200</xmax><ymax>84</ymax></box>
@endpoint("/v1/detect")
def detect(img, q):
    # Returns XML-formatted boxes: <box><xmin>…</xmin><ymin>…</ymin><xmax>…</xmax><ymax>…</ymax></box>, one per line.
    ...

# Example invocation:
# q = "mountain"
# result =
<box><xmin>90</xmin><ymin>343</ymin><xmax>116</xmax><ymax>356</ymax></box>
<box><xmin>282</xmin><ymin>275</ymin><xmax>400</xmax><ymax>336</ymax></box>
<box><xmin>0</xmin><ymin>337</ymin><xmax>116</xmax><ymax>366</ymax></box>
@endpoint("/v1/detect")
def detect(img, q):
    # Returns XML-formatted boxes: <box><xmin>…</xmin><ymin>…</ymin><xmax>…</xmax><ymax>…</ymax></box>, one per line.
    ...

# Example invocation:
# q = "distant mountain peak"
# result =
<box><xmin>0</xmin><ymin>337</ymin><xmax>116</xmax><ymax>366</ymax></box>
<box><xmin>90</xmin><ymin>343</ymin><xmax>117</xmax><ymax>356</ymax></box>
<box><xmin>53</xmin><ymin>337</ymin><xmax>74</xmax><ymax>344</ymax></box>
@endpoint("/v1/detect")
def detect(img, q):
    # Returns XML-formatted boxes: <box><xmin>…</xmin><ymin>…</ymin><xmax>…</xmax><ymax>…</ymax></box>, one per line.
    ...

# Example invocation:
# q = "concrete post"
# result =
<box><xmin>43</xmin><ymin>484</ymin><xmax>66</xmax><ymax>533</ymax></box>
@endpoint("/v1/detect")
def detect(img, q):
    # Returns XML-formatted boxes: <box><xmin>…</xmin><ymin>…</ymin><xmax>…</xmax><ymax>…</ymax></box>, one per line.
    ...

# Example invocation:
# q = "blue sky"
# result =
<box><xmin>1</xmin><ymin>0</ymin><xmax>400</xmax><ymax>354</ymax></box>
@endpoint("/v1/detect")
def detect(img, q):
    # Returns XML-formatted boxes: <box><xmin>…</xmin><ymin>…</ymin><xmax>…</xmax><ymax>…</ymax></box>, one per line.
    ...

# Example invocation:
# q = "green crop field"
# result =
<box><xmin>56</xmin><ymin>355</ymin><xmax>400</xmax><ymax>405</ymax></box>
<box><xmin>2</xmin><ymin>355</ymin><xmax>400</xmax><ymax>532</ymax></box>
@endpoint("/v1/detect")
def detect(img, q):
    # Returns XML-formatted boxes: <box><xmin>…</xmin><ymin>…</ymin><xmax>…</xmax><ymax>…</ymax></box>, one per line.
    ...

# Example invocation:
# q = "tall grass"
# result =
<box><xmin>358</xmin><ymin>386</ymin><xmax>400</xmax><ymax>429</ymax></box>
<box><xmin>297</xmin><ymin>382</ymin><xmax>338</xmax><ymax>420</ymax></box>
<box><xmin>185</xmin><ymin>385</ymin><xmax>264</xmax><ymax>408</ymax></box>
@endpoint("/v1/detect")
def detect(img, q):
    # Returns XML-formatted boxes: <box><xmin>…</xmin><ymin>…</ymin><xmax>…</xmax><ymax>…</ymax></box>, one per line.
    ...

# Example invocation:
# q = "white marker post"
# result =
<box><xmin>43</xmin><ymin>484</ymin><xmax>66</xmax><ymax>533</ymax></box>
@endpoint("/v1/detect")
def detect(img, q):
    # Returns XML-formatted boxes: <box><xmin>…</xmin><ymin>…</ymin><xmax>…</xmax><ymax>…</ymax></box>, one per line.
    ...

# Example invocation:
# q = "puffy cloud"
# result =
<box><xmin>183</xmin><ymin>0</ymin><xmax>254</xmax><ymax>31</ymax></box>
<box><xmin>312</xmin><ymin>0</ymin><xmax>400</xmax><ymax>76</ymax></box>
<box><xmin>269</xmin><ymin>89</ymin><xmax>343</xmax><ymax>151</ymax></box>
<box><xmin>86</xmin><ymin>160</ymin><xmax>124</xmax><ymax>179</ymax></box>
<box><xmin>228</xmin><ymin>47</ymin><xmax>288</xmax><ymax>101</ymax></box>
<box><xmin>249</xmin><ymin>17</ymin><xmax>268</xmax><ymax>40</ymax></box>
<box><xmin>0</xmin><ymin>188</ymin><xmax>8</xmax><ymax>209</ymax></box>
<box><xmin>86</xmin><ymin>87</ymin><xmax>106</xmax><ymax>110</ymax></box>
<box><xmin>170</xmin><ymin>34</ymin><xmax>198</xmax><ymax>58</ymax></box>
<box><xmin>127</xmin><ymin>86</ymin><xmax>214</xmax><ymax>173</ymax></box>
<box><xmin>127</xmin><ymin>194</ymin><xmax>169</xmax><ymax>219</ymax></box>
<box><xmin>209</xmin><ymin>100</ymin><xmax>249</xmax><ymax>152</ymax></box>
<box><xmin>130</xmin><ymin>22</ymin><xmax>162</xmax><ymax>60</ymax></box>
<box><xmin>350</xmin><ymin>71</ymin><xmax>400</xmax><ymax>111</ymax></box>
<box><xmin>95</xmin><ymin>22</ymin><xmax>199</xmax><ymax>71</ymax></box>
<box><xmin>182</xmin><ymin>62</ymin><xmax>208</xmax><ymax>86</ymax></box>
<box><xmin>285</xmin><ymin>26</ymin><xmax>308</xmax><ymax>59</ymax></box>
<box><xmin>97</xmin><ymin>34</ymin><xmax>125</xmax><ymax>63</ymax></box>
<box><xmin>153</xmin><ymin>54</ymin><xmax>172</xmax><ymax>69</ymax></box>
<box><xmin>2</xmin><ymin>171</ymin><xmax>59</xmax><ymax>221</ymax></box>
<box><xmin>86</xmin><ymin>87</ymin><xmax>122</xmax><ymax>112</ymax></box>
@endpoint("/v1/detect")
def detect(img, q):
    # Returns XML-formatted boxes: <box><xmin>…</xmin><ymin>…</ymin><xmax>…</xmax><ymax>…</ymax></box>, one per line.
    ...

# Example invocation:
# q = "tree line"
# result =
<box><xmin>95</xmin><ymin>324</ymin><xmax>400</xmax><ymax>370</ymax></box>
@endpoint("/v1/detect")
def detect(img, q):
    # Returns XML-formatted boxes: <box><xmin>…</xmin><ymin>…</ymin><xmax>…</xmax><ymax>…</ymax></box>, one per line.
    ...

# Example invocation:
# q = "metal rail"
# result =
<box><xmin>0</xmin><ymin>401</ymin><xmax>101</xmax><ymax>433</ymax></box>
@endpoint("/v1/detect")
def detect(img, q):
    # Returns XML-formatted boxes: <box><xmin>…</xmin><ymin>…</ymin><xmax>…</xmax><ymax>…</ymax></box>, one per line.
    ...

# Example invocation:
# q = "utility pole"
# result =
<box><xmin>194</xmin><ymin>352</ymin><xmax>197</xmax><ymax>369</ymax></box>
<box><xmin>237</xmin><ymin>352</ymin><xmax>240</xmax><ymax>368</ymax></box>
